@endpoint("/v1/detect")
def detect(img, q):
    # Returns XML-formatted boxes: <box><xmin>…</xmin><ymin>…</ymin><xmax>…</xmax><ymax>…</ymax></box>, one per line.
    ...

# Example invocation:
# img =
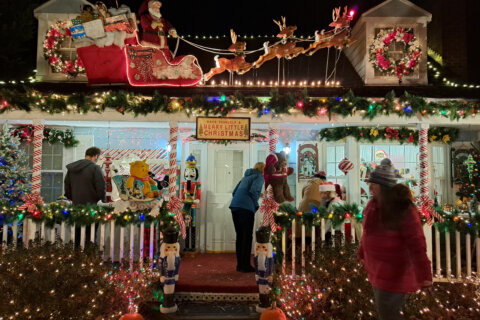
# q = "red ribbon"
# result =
<box><xmin>167</xmin><ymin>195</ymin><xmax>186</xmax><ymax>239</ymax></box>
<box><xmin>18</xmin><ymin>193</ymin><xmax>44</xmax><ymax>214</ymax></box>
<box><xmin>261</xmin><ymin>188</ymin><xmax>279</xmax><ymax>232</ymax></box>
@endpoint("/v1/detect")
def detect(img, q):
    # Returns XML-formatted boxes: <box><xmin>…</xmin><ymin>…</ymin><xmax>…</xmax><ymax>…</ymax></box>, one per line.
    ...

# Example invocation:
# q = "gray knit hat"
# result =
<box><xmin>366</xmin><ymin>158</ymin><xmax>397</xmax><ymax>187</ymax></box>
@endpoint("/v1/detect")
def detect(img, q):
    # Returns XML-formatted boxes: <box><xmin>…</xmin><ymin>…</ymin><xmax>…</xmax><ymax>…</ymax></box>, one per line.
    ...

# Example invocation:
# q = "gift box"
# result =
<box><xmin>105</xmin><ymin>14</ymin><xmax>128</xmax><ymax>25</ymax></box>
<box><xmin>83</xmin><ymin>19</ymin><xmax>105</xmax><ymax>39</ymax></box>
<box><xmin>69</xmin><ymin>24</ymin><xmax>86</xmax><ymax>40</ymax></box>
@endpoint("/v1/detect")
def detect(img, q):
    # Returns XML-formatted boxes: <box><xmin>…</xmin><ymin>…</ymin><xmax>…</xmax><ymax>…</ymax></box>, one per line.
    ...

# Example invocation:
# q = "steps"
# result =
<box><xmin>140</xmin><ymin>301</ymin><xmax>260</xmax><ymax>320</ymax></box>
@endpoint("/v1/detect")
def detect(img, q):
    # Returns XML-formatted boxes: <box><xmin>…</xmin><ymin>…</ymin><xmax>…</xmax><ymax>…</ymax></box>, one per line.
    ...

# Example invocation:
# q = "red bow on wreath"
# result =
<box><xmin>18</xmin><ymin>193</ymin><xmax>44</xmax><ymax>214</ymax></box>
<box><xmin>166</xmin><ymin>195</ymin><xmax>186</xmax><ymax>239</ymax></box>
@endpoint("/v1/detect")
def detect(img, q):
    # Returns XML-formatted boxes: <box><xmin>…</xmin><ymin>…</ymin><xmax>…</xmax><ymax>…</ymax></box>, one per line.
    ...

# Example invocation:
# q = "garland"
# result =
<box><xmin>0</xmin><ymin>88</ymin><xmax>479</xmax><ymax>121</ymax></box>
<box><xmin>370</xmin><ymin>27</ymin><xmax>421</xmax><ymax>82</ymax></box>
<box><xmin>273</xmin><ymin>202</ymin><xmax>364</xmax><ymax>231</ymax></box>
<box><xmin>319</xmin><ymin>126</ymin><xmax>458</xmax><ymax>144</ymax></box>
<box><xmin>10</xmin><ymin>125</ymin><xmax>79</xmax><ymax>148</ymax></box>
<box><xmin>0</xmin><ymin>201</ymin><xmax>177</xmax><ymax>229</ymax></box>
<box><xmin>43</xmin><ymin>21</ymin><xmax>85</xmax><ymax>77</ymax></box>
<box><xmin>187</xmin><ymin>132</ymin><xmax>268</xmax><ymax>145</ymax></box>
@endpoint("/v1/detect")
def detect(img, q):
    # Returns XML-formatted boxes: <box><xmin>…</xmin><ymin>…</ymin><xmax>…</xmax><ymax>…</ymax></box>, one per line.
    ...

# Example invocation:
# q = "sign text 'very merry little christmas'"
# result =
<box><xmin>196</xmin><ymin>117</ymin><xmax>251</xmax><ymax>141</ymax></box>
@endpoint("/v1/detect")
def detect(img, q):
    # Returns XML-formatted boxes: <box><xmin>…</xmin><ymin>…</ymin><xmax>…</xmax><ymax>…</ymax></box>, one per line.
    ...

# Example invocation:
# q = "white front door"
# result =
<box><xmin>206</xmin><ymin>143</ymin><xmax>250</xmax><ymax>252</ymax></box>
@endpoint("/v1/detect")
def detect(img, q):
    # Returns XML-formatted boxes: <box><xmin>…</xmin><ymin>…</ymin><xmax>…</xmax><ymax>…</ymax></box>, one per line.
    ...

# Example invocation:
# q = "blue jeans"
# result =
<box><xmin>373</xmin><ymin>286</ymin><xmax>405</xmax><ymax>320</ymax></box>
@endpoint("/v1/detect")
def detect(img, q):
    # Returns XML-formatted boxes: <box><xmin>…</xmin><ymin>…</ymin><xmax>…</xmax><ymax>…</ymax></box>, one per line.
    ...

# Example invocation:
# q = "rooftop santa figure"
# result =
<box><xmin>138</xmin><ymin>0</ymin><xmax>178</xmax><ymax>61</ymax></box>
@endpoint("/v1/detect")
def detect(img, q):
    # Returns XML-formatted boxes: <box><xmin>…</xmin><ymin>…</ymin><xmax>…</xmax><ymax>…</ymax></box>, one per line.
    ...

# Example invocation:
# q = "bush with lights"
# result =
<box><xmin>273</xmin><ymin>242</ymin><xmax>480</xmax><ymax>319</ymax></box>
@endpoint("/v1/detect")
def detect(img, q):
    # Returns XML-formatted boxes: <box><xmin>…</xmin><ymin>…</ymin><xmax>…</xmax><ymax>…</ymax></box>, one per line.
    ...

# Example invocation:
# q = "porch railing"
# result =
<box><xmin>2</xmin><ymin>219</ymin><xmax>479</xmax><ymax>281</ymax></box>
<box><xmin>274</xmin><ymin>219</ymin><xmax>480</xmax><ymax>282</ymax></box>
<box><xmin>1</xmin><ymin>219</ymin><xmax>161</xmax><ymax>269</ymax></box>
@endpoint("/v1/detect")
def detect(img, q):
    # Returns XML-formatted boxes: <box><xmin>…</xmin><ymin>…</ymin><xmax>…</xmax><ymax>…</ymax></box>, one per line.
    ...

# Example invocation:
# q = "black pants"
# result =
<box><xmin>231</xmin><ymin>208</ymin><xmax>255</xmax><ymax>269</ymax></box>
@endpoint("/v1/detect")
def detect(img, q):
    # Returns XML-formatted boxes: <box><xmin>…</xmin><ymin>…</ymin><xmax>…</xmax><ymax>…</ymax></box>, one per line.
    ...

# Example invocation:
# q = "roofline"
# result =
<box><xmin>34</xmin><ymin>0</ymin><xmax>94</xmax><ymax>17</ymax></box>
<box><xmin>362</xmin><ymin>0</ymin><xmax>432</xmax><ymax>21</ymax></box>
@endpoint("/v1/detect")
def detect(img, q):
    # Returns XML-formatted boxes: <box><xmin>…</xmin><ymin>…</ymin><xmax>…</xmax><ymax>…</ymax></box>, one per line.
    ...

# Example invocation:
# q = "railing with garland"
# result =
<box><xmin>270</xmin><ymin>203</ymin><xmax>480</xmax><ymax>282</ymax></box>
<box><xmin>0</xmin><ymin>202</ymin><xmax>176</xmax><ymax>269</ymax></box>
<box><xmin>2</xmin><ymin>201</ymin><xmax>480</xmax><ymax>280</ymax></box>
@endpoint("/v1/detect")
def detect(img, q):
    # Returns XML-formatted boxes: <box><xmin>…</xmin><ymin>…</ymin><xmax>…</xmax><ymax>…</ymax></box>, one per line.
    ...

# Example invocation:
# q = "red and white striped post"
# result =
<box><xmin>24</xmin><ymin>120</ymin><xmax>44</xmax><ymax>246</ymax></box>
<box><xmin>268</xmin><ymin>127</ymin><xmax>278</xmax><ymax>153</ymax></box>
<box><xmin>168</xmin><ymin>121</ymin><xmax>186</xmax><ymax>239</ymax></box>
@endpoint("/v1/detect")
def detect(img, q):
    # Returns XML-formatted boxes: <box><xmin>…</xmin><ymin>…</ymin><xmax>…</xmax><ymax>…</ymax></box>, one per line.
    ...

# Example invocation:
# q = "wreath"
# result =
<box><xmin>10</xmin><ymin>125</ymin><xmax>79</xmax><ymax>148</ymax></box>
<box><xmin>43</xmin><ymin>21</ymin><xmax>85</xmax><ymax>77</ymax></box>
<box><xmin>369</xmin><ymin>27</ymin><xmax>421</xmax><ymax>82</ymax></box>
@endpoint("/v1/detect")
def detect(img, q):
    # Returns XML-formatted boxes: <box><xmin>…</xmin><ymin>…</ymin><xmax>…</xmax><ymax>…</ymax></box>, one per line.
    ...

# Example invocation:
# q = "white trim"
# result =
<box><xmin>362</xmin><ymin>0</ymin><xmax>432</xmax><ymax>20</ymax></box>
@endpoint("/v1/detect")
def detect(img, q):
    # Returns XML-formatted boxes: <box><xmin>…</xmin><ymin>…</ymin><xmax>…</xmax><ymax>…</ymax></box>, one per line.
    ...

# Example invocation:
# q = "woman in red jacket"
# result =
<box><xmin>358</xmin><ymin>158</ymin><xmax>432</xmax><ymax>320</ymax></box>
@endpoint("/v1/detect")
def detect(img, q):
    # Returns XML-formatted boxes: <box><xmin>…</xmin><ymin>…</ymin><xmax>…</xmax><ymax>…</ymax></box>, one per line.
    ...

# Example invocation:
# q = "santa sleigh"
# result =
<box><xmin>75</xmin><ymin>15</ymin><xmax>202</xmax><ymax>86</ymax></box>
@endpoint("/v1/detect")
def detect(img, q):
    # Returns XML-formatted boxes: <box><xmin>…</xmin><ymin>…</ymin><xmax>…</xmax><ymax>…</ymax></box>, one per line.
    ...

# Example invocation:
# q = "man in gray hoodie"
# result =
<box><xmin>65</xmin><ymin>147</ymin><xmax>106</xmax><ymax>205</ymax></box>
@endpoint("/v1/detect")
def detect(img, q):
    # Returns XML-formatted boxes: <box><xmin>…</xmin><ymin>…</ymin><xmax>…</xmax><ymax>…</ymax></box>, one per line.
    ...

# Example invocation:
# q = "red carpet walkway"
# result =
<box><xmin>176</xmin><ymin>253</ymin><xmax>258</xmax><ymax>293</ymax></box>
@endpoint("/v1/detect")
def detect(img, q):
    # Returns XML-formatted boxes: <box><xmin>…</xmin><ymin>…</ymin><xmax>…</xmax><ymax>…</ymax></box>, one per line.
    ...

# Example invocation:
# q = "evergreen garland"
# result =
<box><xmin>10</xmin><ymin>125</ymin><xmax>79</xmax><ymax>148</ymax></box>
<box><xmin>0</xmin><ymin>201</ymin><xmax>177</xmax><ymax>230</ymax></box>
<box><xmin>1</xmin><ymin>87</ymin><xmax>479</xmax><ymax>121</ymax></box>
<box><xmin>319</xmin><ymin>126</ymin><xmax>459</xmax><ymax>144</ymax></box>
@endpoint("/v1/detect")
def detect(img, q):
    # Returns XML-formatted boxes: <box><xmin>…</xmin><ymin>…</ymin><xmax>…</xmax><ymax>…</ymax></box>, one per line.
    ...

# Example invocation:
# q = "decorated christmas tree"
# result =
<box><xmin>457</xmin><ymin>149</ymin><xmax>480</xmax><ymax>203</ymax></box>
<box><xmin>0</xmin><ymin>124</ymin><xmax>30</xmax><ymax>205</ymax></box>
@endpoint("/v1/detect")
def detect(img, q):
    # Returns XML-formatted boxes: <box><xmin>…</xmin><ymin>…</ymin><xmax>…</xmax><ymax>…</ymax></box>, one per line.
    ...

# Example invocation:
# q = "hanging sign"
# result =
<box><xmin>196</xmin><ymin>117</ymin><xmax>251</xmax><ymax>141</ymax></box>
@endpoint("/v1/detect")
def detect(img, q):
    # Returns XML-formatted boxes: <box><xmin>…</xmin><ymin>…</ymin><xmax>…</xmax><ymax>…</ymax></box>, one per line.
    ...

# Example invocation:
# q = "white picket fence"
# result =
<box><xmin>2</xmin><ymin>218</ymin><xmax>479</xmax><ymax>282</ymax></box>
<box><xmin>275</xmin><ymin>219</ymin><xmax>480</xmax><ymax>282</ymax></box>
<box><xmin>0</xmin><ymin>219</ymin><xmax>160</xmax><ymax>269</ymax></box>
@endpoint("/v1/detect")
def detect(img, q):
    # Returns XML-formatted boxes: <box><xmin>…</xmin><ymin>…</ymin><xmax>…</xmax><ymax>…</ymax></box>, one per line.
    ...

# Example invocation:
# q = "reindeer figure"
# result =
<box><xmin>329</xmin><ymin>6</ymin><xmax>352</xmax><ymax>31</ymax></box>
<box><xmin>203</xmin><ymin>30</ymin><xmax>254</xmax><ymax>82</ymax></box>
<box><xmin>254</xmin><ymin>17</ymin><xmax>304</xmax><ymax>69</ymax></box>
<box><xmin>303</xmin><ymin>7</ymin><xmax>356</xmax><ymax>56</ymax></box>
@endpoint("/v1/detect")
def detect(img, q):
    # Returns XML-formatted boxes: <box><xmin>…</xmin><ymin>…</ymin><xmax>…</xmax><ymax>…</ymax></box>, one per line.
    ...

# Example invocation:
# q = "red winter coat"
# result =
<box><xmin>357</xmin><ymin>199</ymin><xmax>432</xmax><ymax>293</ymax></box>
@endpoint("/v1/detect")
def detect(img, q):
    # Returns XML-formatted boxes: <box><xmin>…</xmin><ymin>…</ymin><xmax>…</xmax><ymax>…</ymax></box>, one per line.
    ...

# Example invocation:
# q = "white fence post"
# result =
<box><xmin>455</xmin><ymin>231</ymin><xmax>461</xmax><ymax>278</ymax></box>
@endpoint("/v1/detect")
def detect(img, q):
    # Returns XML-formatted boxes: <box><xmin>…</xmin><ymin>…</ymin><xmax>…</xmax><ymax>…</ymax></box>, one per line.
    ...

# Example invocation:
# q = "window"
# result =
<box><xmin>373</xmin><ymin>28</ymin><xmax>418</xmax><ymax>78</ymax></box>
<box><xmin>23</xmin><ymin>142</ymin><xmax>64</xmax><ymax>203</ymax></box>
<box><xmin>325</xmin><ymin>144</ymin><xmax>346</xmax><ymax>186</ymax></box>
<box><xmin>360</xmin><ymin>144</ymin><xmax>419</xmax><ymax>206</ymax></box>
<box><xmin>432</xmin><ymin>146</ymin><xmax>447</xmax><ymax>204</ymax></box>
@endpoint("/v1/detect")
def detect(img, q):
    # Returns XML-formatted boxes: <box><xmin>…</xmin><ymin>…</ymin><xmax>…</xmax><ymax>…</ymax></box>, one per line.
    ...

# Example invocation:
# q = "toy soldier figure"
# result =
<box><xmin>254</xmin><ymin>226</ymin><xmax>274</xmax><ymax>313</ymax></box>
<box><xmin>180</xmin><ymin>155</ymin><xmax>201</xmax><ymax>251</ymax></box>
<box><xmin>159</xmin><ymin>227</ymin><xmax>180</xmax><ymax>313</ymax></box>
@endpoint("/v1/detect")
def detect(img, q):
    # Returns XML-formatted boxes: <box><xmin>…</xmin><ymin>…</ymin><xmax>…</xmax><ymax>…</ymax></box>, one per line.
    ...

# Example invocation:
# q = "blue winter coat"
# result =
<box><xmin>229</xmin><ymin>169</ymin><xmax>265</xmax><ymax>214</ymax></box>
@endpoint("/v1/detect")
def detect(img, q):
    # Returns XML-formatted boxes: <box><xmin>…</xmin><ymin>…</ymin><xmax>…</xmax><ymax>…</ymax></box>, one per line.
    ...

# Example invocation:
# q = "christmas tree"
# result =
<box><xmin>0</xmin><ymin>124</ymin><xmax>30</xmax><ymax>205</ymax></box>
<box><xmin>457</xmin><ymin>149</ymin><xmax>480</xmax><ymax>203</ymax></box>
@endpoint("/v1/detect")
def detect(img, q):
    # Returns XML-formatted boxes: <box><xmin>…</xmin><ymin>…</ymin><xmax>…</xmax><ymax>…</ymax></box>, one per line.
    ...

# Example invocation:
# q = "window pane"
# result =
<box><xmin>53</xmin><ymin>155</ymin><xmax>63</xmax><ymax>170</ymax></box>
<box><xmin>326</xmin><ymin>147</ymin><xmax>336</xmax><ymax>162</ymax></box>
<box><xmin>41</xmin><ymin>173</ymin><xmax>53</xmax><ymax>188</ymax></box>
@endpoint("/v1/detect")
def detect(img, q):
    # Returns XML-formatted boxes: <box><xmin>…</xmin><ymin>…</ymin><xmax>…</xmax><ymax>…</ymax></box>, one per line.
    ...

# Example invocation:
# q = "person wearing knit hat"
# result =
<box><xmin>366</xmin><ymin>158</ymin><xmax>397</xmax><ymax>187</ymax></box>
<box><xmin>358</xmin><ymin>158</ymin><xmax>432</xmax><ymax>320</ymax></box>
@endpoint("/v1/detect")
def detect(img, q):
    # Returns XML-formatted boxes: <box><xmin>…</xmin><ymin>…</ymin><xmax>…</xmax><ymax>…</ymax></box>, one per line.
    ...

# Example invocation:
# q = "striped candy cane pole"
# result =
<box><xmin>168</xmin><ymin>123</ymin><xmax>178</xmax><ymax>197</ymax></box>
<box><xmin>168</xmin><ymin>121</ymin><xmax>186</xmax><ymax>238</ymax></box>
<box><xmin>418</xmin><ymin>124</ymin><xmax>435</xmax><ymax>223</ymax></box>
<box><xmin>32</xmin><ymin>120</ymin><xmax>44</xmax><ymax>194</ymax></box>
<box><xmin>269</xmin><ymin>128</ymin><xmax>278</xmax><ymax>153</ymax></box>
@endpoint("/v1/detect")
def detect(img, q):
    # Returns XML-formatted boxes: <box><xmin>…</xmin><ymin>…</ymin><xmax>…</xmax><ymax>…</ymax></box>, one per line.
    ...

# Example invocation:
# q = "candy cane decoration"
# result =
<box><xmin>418</xmin><ymin>125</ymin><xmax>444</xmax><ymax>224</ymax></box>
<box><xmin>168</xmin><ymin>122</ymin><xmax>186</xmax><ymax>238</ymax></box>
<box><xmin>32</xmin><ymin>120</ymin><xmax>44</xmax><ymax>194</ymax></box>
<box><xmin>269</xmin><ymin>128</ymin><xmax>278</xmax><ymax>153</ymax></box>
<box><xmin>261</xmin><ymin>186</ymin><xmax>279</xmax><ymax>232</ymax></box>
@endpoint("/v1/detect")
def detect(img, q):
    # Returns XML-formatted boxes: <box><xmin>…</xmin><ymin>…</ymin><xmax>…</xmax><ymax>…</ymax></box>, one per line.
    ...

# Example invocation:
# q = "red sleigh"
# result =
<box><xmin>77</xmin><ymin>37</ymin><xmax>203</xmax><ymax>86</ymax></box>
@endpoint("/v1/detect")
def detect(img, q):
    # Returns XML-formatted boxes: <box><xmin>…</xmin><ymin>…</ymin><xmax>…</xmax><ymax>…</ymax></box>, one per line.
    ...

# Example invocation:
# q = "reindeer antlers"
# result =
<box><xmin>273</xmin><ymin>16</ymin><xmax>287</xmax><ymax>30</ymax></box>
<box><xmin>332</xmin><ymin>7</ymin><xmax>341</xmax><ymax>22</ymax></box>
<box><xmin>230</xmin><ymin>29</ymin><xmax>237</xmax><ymax>44</ymax></box>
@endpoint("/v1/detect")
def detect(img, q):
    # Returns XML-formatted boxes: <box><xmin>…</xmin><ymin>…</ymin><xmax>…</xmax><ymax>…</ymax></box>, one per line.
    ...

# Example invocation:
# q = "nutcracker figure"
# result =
<box><xmin>101</xmin><ymin>154</ymin><xmax>116</xmax><ymax>203</ymax></box>
<box><xmin>254</xmin><ymin>226</ymin><xmax>274</xmax><ymax>313</ymax></box>
<box><xmin>159</xmin><ymin>227</ymin><xmax>180</xmax><ymax>313</ymax></box>
<box><xmin>180</xmin><ymin>155</ymin><xmax>201</xmax><ymax>251</ymax></box>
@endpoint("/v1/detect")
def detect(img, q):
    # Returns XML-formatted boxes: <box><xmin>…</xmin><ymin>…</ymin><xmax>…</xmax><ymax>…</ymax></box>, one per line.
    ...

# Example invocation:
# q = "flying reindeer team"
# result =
<box><xmin>204</xmin><ymin>6</ymin><xmax>356</xmax><ymax>81</ymax></box>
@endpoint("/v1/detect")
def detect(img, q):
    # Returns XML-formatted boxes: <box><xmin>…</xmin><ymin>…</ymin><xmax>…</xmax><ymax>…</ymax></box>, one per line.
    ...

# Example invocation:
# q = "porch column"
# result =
<box><xmin>268</xmin><ymin>124</ymin><xmax>278</xmax><ymax>153</ymax></box>
<box><xmin>418</xmin><ymin>123</ymin><xmax>432</xmax><ymax>214</ymax></box>
<box><xmin>168</xmin><ymin>121</ymin><xmax>178</xmax><ymax>199</ymax></box>
<box><xmin>345</xmin><ymin>136</ymin><xmax>360</xmax><ymax>204</ymax></box>
<box><xmin>168</xmin><ymin>121</ymin><xmax>186</xmax><ymax>239</ymax></box>
<box><xmin>24</xmin><ymin>119</ymin><xmax>44</xmax><ymax>247</ymax></box>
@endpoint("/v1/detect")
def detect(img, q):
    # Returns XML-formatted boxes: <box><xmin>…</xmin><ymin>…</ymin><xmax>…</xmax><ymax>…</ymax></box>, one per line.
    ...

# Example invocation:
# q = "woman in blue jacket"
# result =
<box><xmin>229</xmin><ymin>162</ymin><xmax>265</xmax><ymax>272</ymax></box>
